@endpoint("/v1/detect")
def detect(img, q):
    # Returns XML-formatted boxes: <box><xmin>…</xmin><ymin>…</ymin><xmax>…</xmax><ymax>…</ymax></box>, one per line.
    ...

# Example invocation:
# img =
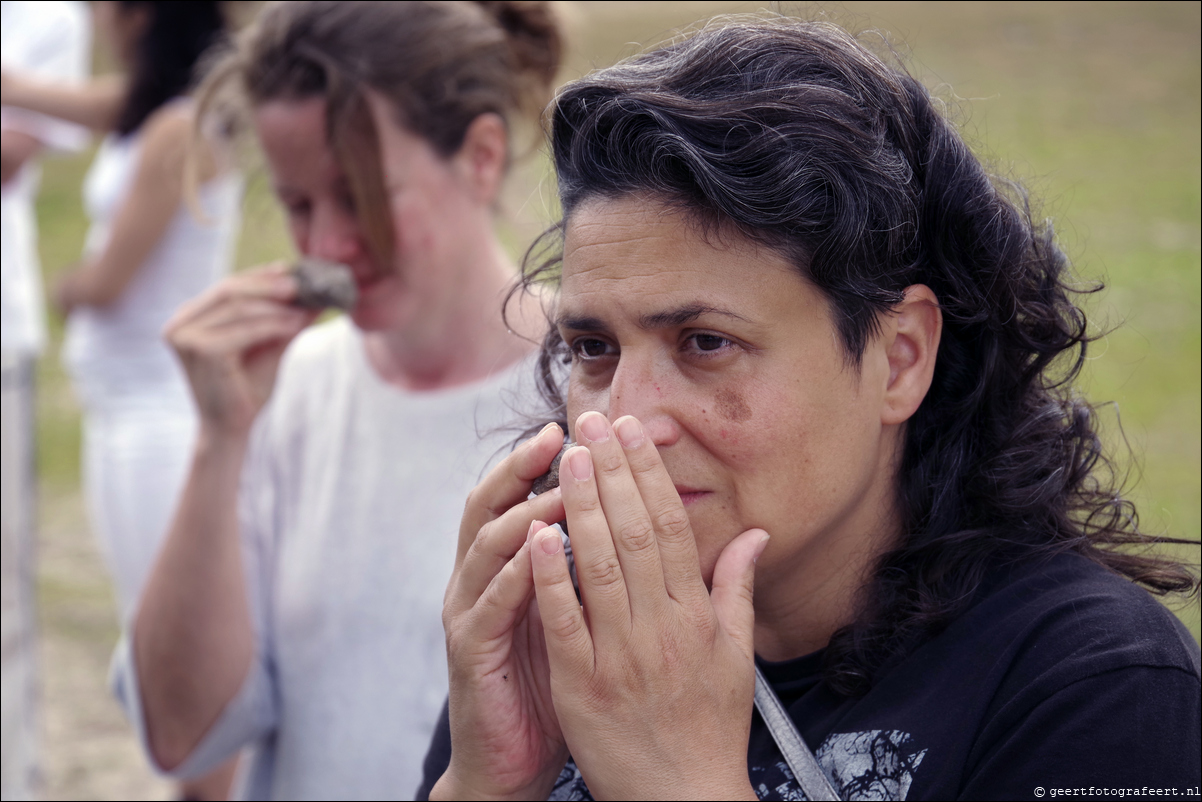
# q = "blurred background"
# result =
<box><xmin>22</xmin><ymin>1</ymin><xmax>1200</xmax><ymax>798</ymax></box>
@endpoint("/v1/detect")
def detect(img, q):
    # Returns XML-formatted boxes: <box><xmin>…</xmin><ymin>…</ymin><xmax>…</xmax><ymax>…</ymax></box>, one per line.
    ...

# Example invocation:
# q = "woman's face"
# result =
<box><xmin>253</xmin><ymin>96</ymin><xmax>484</xmax><ymax>332</ymax></box>
<box><xmin>559</xmin><ymin>197</ymin><xmax>904</xmax><ymax>588</ymax></box>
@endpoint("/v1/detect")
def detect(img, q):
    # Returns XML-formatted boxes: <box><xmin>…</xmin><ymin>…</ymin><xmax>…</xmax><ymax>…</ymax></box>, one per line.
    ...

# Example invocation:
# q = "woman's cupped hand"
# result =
<box><xmin>439</xmin><ymin>412</ymin><xmax>767</xmax><ymax>801</ymax></box>
<box><xmin>164</xmin><ymin>263</ymin><xmax>317</xmax><ymax>438</ymax></box>
<box><xmin>436</xmin><ymin>421</ymin><xmax>571</xmax><ymax>800</ymax></box>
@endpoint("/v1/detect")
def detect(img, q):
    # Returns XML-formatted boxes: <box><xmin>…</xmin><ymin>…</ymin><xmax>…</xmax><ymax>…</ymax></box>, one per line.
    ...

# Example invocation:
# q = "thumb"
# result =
<box><xmin>709</xmin><ymin>528</ymin><xmax>769</xmax><ymax>660</ymax></box>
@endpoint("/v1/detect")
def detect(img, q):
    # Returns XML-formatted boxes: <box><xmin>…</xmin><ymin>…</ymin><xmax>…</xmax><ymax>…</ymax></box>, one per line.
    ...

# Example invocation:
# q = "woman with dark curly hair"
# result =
<box><xmin>423</xmin><ymin>16</ymin><xmax>1201</xmax><ymax>801</ymax></box>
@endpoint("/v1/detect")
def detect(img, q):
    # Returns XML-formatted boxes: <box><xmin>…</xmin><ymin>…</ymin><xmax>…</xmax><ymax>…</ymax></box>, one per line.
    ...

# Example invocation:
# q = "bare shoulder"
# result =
<box><xmin>136</xmin><ymin>105</ymin><xmax>191</xmax><ymax>169</ymax></box>
<box><xmin>144</xmin><ymin>102</ymin><xmax>194</xmax><ymax>134</ymax></box>
<box><xmin>139</xmin><ymin>103</ymin><xmax>220</xmax><ymax>183</ymax></box>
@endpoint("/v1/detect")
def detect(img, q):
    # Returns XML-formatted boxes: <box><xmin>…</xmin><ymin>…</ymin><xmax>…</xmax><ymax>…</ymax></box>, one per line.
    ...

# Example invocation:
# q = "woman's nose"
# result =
<box><xmin>308</xmin><ymin>204</ymin><xmax>365</xmax><ymax>265</ymax></box>
<box><xmin>606</xmin><ymin>351</ymin><xmax>681</xmax><ymax>448</ymax></box>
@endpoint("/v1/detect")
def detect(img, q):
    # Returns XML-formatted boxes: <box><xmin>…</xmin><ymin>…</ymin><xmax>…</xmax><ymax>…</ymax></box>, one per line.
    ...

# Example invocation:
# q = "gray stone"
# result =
<box><xmin>293</xmin><ymin>258</ymin><xmax>358</xmax><ymax>311</ymax></box>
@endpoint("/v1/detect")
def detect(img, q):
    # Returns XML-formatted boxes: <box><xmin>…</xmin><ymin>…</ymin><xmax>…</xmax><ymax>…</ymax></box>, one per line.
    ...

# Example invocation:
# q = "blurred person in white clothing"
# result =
<box><xmin>112</xmin><ymin>2</ymin><xmax>562</xmax><ymax>797</ymax></box>
<box><xmin>4</xmin><ymin>0</ymin><xmax>239</xmax><ymax>633</ymax></box>
<box><xmin>0</xmin><ymin>1</ymin><xmax>89</xmax><ymax>798</ymax></box>
<box><xmin>3</xmin><ymin>3</ymin><xmax>239</xmax><ymax>798</ymax></box>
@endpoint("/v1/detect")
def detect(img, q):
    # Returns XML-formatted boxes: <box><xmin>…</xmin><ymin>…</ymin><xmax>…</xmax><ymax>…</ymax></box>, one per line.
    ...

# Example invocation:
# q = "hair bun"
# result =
<box><xmin>475</xmin><ymin>0</ymin><xmax>563</xmax><ymax>90</ymax></box>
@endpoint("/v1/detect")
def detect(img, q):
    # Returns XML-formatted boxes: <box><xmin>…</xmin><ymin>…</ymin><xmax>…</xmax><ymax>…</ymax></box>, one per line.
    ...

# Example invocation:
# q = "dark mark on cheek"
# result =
<box><xmin>716</xmin><ymin>388</ymin><xmax>752</xmax><ymax>422</ymax></box>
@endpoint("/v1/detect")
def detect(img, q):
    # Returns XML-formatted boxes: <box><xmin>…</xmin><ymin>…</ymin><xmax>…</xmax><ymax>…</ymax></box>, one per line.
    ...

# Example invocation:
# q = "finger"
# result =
<box><xmin>251</xmin><ymin>261</ymin><xmax>293</xmax><ymax>277</ymax></box>
<box><xmin>451</xmin><ymin>490</ymin><xmax>565</xmax><ymax>615</ymax></box>
<box><xmin>456</xmin><ymin>423</ymin><xmax>564</xmax><ymax>563</ymax></box>
<box><xmin>170</xmin><ymin>302</ymin><xmax>313</xmax><ymax>355</ymax></box>
<box><xmin>530</xmin><ymin>525</ymin><xmax>594</xmax><ymax>678</ymax></box>
<box><xmin>172</xmin><ymin>309</ymin><xmax>313</xmax><ymax>362</ymax></box>
<box><xmin>710</xmin><ymin>529</ymin><xmax>770</xmax><ymax>662</ymax></box>
<box><xmin>168</xmin><ymin>267</ymin><xmax>297</xmax><ymax>329</ymax></box>
<box><xmin>576</xmin><ymin>412</ymin><xmax>668</xmax><ymax>613</ymax></box>
<box><xmin>612</xmin><ymin>415</ymin><xmax>708</xmax><ymax>606</ymax></box>
<box><xmin>231</xmin><ymin>260</ymin><xmax>296</xmax><ymax>288</ymax></box>
<box><xmin>463</xmin><ymin>538</ymin><xmax>536</xmax><ymax>650</ymax></box>
<box><xmin>186</xmin><ymin>297</ymin><xmax>312</xmax><ymax>332</ymax></box>
<box><xmin>558</xmin><ymin>444</ymin><xmax>632</xmax><ymax>639</ymax></box>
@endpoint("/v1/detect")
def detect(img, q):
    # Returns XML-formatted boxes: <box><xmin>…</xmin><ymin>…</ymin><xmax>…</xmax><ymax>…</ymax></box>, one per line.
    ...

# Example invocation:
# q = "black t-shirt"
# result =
<box><xmin>417</xmin><ymin>553</ymin><xmax>1201</xmax><ymax>800</ymax></box>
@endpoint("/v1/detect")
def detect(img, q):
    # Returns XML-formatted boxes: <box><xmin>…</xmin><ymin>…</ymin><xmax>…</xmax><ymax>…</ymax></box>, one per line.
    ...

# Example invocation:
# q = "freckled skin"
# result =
<box><xmin>715</xmin><ymin>387</ymin><xmax>752</xmax><ymax>422</ymax></box>
<box><xmin>255</xmin><ymin>97</ymin><xmax>485</xmax><ymax>334</ymax></box>
<box><xmin>558</xmin><ymin>197</ymin><xmax>906</xmax><ymax>630</ymax></box>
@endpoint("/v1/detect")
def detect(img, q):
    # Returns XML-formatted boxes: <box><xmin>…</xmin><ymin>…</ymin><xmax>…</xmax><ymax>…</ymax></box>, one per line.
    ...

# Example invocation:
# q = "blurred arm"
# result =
<box><xmin>1</xmin><ymin>72</ymin><xmax>125</xmax><ymax>131</ymax></box>
<box><xmin>0</xmin><ymin>128</ymin><xmax>41</xmax><ymax>185</ymax></box>
<box><xmin>131</xmin><ymin>266</ymin><xmax>310</xmax><ymax>771</ymax></box>
<box><xmin>133</xmin><ymin>426</ymin><xmax>257</xmax><ymax>770</ymax></box>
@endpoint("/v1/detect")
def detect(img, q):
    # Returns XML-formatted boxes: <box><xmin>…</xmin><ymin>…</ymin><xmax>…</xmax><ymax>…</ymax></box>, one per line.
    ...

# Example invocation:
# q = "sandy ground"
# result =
<box><xmin>35</xmin><ymin>487</ymin><xmax>171</xmax><ymax>801</ymax></box>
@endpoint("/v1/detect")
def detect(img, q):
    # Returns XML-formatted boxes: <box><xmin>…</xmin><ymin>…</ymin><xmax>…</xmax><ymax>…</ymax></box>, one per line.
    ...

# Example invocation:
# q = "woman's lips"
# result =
<box><xmin>349</xmin><ymin>271</ymin><xmax>392</xmax><ymax>310</ymax></box>
<box><xmin>675</xmin><ymin>487</ymin><xmax>710</xmax><ymax>506</ymax></box>
<box><xmin>354</xmin><ymin>271</ymin><xmax>385</xmax><ymax>293</ymax></box>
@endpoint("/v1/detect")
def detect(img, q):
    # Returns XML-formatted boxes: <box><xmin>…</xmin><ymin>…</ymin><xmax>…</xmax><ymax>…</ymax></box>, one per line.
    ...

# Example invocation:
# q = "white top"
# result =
<box><xmin>62</xmin><ymin>126</ymin><xmax>242</xmax><ymax>401</ymax></box>
<box><xmin>114</xmin><ymin>316</ymin><xmax>540</xmax><ymax>800</ymax></box>
<box><xmin>0</xmin><ymin>0</ymin><xmax>90</xmax><ymax>354</ymax></box>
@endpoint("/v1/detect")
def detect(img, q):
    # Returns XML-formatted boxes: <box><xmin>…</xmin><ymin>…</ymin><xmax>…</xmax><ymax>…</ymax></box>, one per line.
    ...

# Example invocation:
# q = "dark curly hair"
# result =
<box><xmin>517</xmin><ymin>17</ymin><xmax>1199</xmax><ymax>695</ymax></box>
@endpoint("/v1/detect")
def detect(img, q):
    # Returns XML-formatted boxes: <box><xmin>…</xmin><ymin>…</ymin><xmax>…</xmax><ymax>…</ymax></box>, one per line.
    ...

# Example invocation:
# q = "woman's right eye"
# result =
<box><xmin>284</xmin><ymin>200</ymin><xmax>311</xmax><ymax>220</ymax></box>
<box><xmin>570</xmin><ymin>337</ymin><xmax>616</xmax><ymax>361</ymax></box>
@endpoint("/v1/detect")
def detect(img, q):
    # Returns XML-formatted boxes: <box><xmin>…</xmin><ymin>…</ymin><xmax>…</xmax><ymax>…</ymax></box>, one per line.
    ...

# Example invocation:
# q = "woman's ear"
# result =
<box><xmin>881</xmin><ymin>284</ymin><xmax>942</xmax><ymax>426</ymax></box>
<box><xmin>454</xmin><ymin>112</ymin><xmax>508</xmax><ymax>205</ymax></box>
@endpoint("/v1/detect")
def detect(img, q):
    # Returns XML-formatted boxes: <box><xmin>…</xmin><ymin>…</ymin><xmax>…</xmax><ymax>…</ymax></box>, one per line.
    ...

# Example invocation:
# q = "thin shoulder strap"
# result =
<box><xmin>753</xmin><ymin>665</ymin><xmax>841</xmax><ymax>801</ymax></box>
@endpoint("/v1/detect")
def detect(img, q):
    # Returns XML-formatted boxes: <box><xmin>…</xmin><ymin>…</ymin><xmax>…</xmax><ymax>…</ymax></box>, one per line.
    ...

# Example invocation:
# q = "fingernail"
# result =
<box><xmin>529</xmin><ymin>422</ymin><xmax>557</xmax><ymax>450</ymax></box>
<box><xmin>614</xmin><ymin>417</ymin><xmax>644</xmax><ymax>449</ymax></box>
<box><xmin>567</xmin><ymin>447</ymin><xmax>592</xmax><ymax>481</ymax></box>
<box><xmin>540</xmin><ymin>422</ymin><xmax>559</xmax><ymax>437</ymax></box>
<box><xmin>527</xmin><ymin>520</ymin><xmax>544</xmax><ymax>543</ymax></box>
<box><xmin>577</xmin><ymin>412</ymin><xmax>609</xmax><ymax>444</ymax></box>
<box><xmin>753</xmin><ymin>533</ymin><xmax>770</xmax><ymax>564</ymax></box>
<box><xmin>538</xmin><ymin>528</ymin><xmax>562</xmax><ymax>555</ymax></box>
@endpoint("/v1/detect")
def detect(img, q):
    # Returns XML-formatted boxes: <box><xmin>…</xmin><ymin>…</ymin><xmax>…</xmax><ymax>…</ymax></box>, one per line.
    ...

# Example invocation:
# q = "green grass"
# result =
<box><xmin>32</xmin><ymin>1</ymin><xmax>1199</xmax><ymax>637</ymax></box>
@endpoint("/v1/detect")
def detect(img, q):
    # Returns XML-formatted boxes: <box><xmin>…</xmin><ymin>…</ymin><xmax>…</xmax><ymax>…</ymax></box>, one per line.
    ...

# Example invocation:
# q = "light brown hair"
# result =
<box><xmin>197</xmin><ymin>0</ymin><xmax>563</xmax><ymax>264</ymax></box>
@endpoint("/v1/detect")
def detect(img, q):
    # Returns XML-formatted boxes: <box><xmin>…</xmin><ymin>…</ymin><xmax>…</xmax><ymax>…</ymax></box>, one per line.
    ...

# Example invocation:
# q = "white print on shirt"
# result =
<box><xmin>813</xmin><ymin>730</ymin><xmax>928</xmax><ymax>800</ymax></box>
<box><xmin>549</xmin><ymin>729</ymin><xmax>928</xmax><ymax>801</ymax></box>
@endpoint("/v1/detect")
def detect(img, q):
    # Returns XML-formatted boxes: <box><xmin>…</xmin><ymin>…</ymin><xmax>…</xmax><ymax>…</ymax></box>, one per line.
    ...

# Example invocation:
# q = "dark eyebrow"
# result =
<box><xmin>556</xmin><ymin>303</ymin><xmax>749</xmax><ymax>333</ymax></box>
<box><xmin>638</xmin><ymin>303</ymin><xmax>749</xmax><ymax>329</ymax></box>
<box><xmin>556</xmin><ymin>314</ymin><xmax>610</xmax><ymax>333</ymax></box>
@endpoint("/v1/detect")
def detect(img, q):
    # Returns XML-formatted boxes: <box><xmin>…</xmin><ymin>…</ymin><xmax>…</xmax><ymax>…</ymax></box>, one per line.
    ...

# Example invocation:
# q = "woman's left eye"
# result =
<box><xmin>684</xmin><ymin>333</ymin><xmax>734</xmax><ymax>354</ymax></box>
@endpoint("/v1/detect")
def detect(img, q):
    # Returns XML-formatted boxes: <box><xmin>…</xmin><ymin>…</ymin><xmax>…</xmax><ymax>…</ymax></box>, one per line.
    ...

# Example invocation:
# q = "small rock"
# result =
<box><xmin>293</xmin><ymin>258</ymin><xmax>358</xmax><ymax>311</ymax></box>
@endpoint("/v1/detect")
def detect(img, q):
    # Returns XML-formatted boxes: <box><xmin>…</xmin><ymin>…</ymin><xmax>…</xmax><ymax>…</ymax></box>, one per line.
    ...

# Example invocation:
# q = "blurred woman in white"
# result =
<box><xmin>4</xmin><ymin>5</ymin><xmax>240</xmax><ymax>797</ymax></box>
<box><xmin>4</xmin><ymin>1</ymin><xmax>240</xmax><ymax>626</ymax></box>
<box><xmin>115</xmin><ymin>2</ymin><xmax>561</xmax><ymax>798</ymax></box>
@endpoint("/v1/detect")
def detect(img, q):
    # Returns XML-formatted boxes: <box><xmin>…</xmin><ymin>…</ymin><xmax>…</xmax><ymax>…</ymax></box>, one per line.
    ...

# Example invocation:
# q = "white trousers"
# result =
<box><xmin>79</xmin><ymin>381</ymin><xmax>197</xmax><ymax>622</ymax></box>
